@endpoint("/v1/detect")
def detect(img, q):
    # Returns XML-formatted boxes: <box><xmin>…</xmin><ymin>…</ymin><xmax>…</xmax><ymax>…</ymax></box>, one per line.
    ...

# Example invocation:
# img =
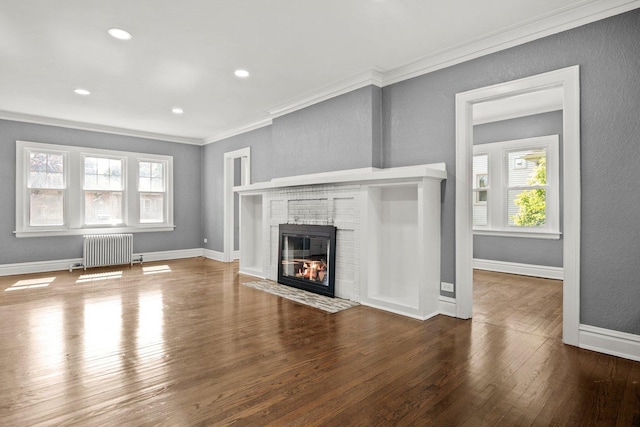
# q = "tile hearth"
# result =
<box><xmin>242</xmin><ymin>280</ymin><xmax>359</xmax><ymax>313</ymax></box>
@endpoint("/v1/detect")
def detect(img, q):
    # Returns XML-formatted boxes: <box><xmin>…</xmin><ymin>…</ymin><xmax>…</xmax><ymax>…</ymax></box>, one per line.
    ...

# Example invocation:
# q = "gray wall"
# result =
<box><xmin>382</xmin><ymin>8</ymin><xmax>640</xmax><ymax>333</ymax></box>
<box><xmin>473</xmin><ymin>111</ymin><xmax>563</xmax><ymax>267</ymax></box>
<box><xmin>271</xmin><ymin>85</ymin><xmax>382</xmax><ymax>178</ymax></box>
<box><xmin>0</xmin><ymin>119</ymin><xmax>202</xmax><ymax>264</ymax></box>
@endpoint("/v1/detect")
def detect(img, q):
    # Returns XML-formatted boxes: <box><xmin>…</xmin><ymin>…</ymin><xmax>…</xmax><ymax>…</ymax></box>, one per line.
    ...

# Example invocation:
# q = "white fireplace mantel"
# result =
<box><xmin>235</xmin><ymin>163</ymin><xmax>447</xmax><ymax>320</ymax></box>
<box><xmin>234</xmin><ymin>163</ymin><xmax>447</xmax><ymax>194</ymax></box>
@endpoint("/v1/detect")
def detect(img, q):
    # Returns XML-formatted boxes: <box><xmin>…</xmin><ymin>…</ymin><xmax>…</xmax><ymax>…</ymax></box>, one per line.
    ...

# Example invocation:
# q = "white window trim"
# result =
<box><xmin>15</xmin><ymin>140</ymin><xmax>174</xmax><ymax>238</ymax></box>
<box><xmin>472</xmin><ymin>135</ymin><xmax>560</xmax><ymax>239</ymax></box>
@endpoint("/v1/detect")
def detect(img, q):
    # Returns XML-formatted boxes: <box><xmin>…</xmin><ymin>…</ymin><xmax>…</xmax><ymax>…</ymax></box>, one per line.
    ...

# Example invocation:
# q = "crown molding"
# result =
<box><xmin>202</xmin><ymin>116</ymin><xmax>274</xmax><ymax>145</ymax></box>
<box><xmin>381</xmin><ymin>0</ymin><xmax>640</xmax><ymax>86</ymax></box>
<box><xmin>267</xmin><ymin>70</ymin><xmax>384</xmax><ymax>119</ymax></box>
<box><xmin>0</xmin><ymin>110</ymin><xmax>203</xmax><ymax>145</ymax></box>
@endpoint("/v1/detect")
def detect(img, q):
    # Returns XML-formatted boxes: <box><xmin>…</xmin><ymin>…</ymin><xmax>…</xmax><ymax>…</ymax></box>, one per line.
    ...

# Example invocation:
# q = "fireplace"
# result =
<box><xmin>277</xmin><ymin>224</ymin><xmax>336</xmax><ymax>297</ymax></box>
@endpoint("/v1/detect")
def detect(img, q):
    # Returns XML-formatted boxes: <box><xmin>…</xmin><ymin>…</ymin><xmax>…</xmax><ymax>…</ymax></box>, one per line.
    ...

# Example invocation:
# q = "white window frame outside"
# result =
<box><xmin>15</xmin><ymin>141</ymin><xmax>174</xmax><ymax>237</ymax></box>
<box><xmin>472</xmin><ymin>135</ymin><xmax>560</xmax><ymax>240</ymax></box>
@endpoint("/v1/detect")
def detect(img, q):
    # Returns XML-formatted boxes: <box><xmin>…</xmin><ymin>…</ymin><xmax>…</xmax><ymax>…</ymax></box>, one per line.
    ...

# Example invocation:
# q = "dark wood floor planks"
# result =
<box><xmin>0</xmin><ymin>258</ymin><xmax>638</xmax><ymax>426</ymax></box>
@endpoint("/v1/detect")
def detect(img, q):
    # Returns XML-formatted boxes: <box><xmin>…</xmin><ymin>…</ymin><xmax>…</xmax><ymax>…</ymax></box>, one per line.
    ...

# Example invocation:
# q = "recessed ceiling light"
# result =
<box><xmin>74</xmin><ymin>88</ymin><xmax>91</xmax><ymax>96</ymax></box>
<box><xmin>108</xmin><ymin>28</ymin><xmax>133</xmax><ymax>40</ymax></box>
<box><xmin>172</xmin><ymin>107</ymin><xmax>184</xmax><ymax>114</ymax></box>
<box><xmin>234</xmin><ymin>69</ymin><xmax>250</xmax><ymax>78</ymax></box>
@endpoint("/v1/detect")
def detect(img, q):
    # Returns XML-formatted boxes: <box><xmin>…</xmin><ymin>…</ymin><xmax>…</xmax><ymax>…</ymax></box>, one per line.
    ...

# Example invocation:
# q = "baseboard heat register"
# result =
<box><xmin>80</xmin><ymin>234</ymin><xmax>137</xmax><ymax>270</ymax></box>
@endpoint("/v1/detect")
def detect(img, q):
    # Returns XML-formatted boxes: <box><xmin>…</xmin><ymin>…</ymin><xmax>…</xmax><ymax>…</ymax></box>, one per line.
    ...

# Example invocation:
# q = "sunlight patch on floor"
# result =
<box><xmin>5</xmin><ymin>277</ymin><xmax>55</xmax><ymax>292</ymax></box>
<box><xmin>143</xmin><ymin>265</ymin><xmax>172</xmax><ymax>275</ymax></box>
<box><xmin>76</xmin><ymin>271</ymin><xmax>123</xmax><ymax>283</ymax></box>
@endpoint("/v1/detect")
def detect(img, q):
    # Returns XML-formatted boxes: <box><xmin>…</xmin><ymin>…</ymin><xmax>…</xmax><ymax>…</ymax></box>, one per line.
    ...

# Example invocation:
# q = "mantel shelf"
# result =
<box><xmin>235</xmin><ymin>163</ymin><xmax>447</xmax><ymax>194</ymax></box>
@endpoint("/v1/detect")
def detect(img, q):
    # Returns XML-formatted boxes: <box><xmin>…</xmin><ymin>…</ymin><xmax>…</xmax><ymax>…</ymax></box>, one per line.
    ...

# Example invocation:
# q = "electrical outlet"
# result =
<box><xmin>203</xmin><ymin>238</ymin><xmax>208</xmax><ymax>243</ymax></box>
<box><xmin>440</xmin><ymin>282</ymin><xmax>454</xmax><ymax>293</ymax></box>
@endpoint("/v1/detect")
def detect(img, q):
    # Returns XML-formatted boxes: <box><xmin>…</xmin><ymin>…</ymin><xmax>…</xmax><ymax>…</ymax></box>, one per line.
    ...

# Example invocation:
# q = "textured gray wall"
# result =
<box><xmin>271</xmin><ymin>85</ymin><xmax>382</xmax><ymax>178</ymax></box>
<box><xmin>473</xmin><ymin>111</ymin><xmax>563</xmax><ymax>267</ymax></box>
<box><xmin>0</xmin><ymin>119</ymin><xmax>202</xmax><ymax>264</ymax></box>
<box><xmin>201</xmin><ymin>125</ymin><xmax>273</xmax><ymax>252</ymax></box>
<box><xmin>382</xmin><ymin>9</ymin><xmax>640</xmax><ymax>333</ymax></box>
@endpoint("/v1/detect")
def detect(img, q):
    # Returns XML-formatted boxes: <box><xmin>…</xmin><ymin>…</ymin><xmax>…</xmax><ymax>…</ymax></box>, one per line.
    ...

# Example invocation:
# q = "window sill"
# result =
<box><xmin>473</xmin><ymin>229</ymin><xmax>561</xmax><ymax>240</ymax></box>
<box><xmin>14</xmin><ymin>225</ymin><xmax>176</xmax><ymax>238</ymax></box>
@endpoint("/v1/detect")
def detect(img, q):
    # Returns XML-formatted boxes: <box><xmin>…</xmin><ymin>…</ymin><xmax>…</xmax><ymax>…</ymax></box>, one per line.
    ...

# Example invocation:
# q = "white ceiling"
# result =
<box><xmin>0</xmin><ymin>0</ymin><xmax>636</xmax><ymax>144</ymax></box>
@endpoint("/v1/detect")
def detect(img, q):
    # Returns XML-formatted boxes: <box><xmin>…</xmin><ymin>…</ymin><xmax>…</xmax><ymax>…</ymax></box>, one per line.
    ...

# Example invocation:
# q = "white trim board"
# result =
<box><xmin>202</xmin><ymin>249</ymin><xmax>225</xmax><ymax>262</ymax></box>
<box><xmin>0</xmin><ymin>248</ymin><xmax>207</xmax><ymax>277</ymax></box>
<box><xmin>579</xmin><ymin>325</ymin><xmax>640</xmax><ymax>362</ymax></box>
<box><xmin>0</xmin><ymin>110</ymin><xmax>202</xmax><ymax>145</ymax></box>
<box><xmin>455</xmin><ymin>66</ymin><xmax>581</xmax><ymax>347</ymax></box>
<box><xmin>360</xmin><ymin>301</ymin><xmax>440</xmax><ymax>322</ymax></box>
<box><xmin>473</xmin><ymin>259</ymin><xmax>564</xmax><ymax>280</ymax></box>
<box><xmin>439</xmin><ymin>296</ymin><xmax>457</xmax><ymax>318</ymax></box>
<box><xmin>137</xmin><ymin>249</ymin><xmax>203</xmax><ymax>263</ymax></box>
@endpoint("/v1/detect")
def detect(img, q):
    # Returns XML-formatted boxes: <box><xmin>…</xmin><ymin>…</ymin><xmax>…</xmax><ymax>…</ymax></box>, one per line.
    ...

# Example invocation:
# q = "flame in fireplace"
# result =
<box><xmin>296</xmin><ymin>260</ymin><xmax>327</xmax><ymax>282</ymax></box>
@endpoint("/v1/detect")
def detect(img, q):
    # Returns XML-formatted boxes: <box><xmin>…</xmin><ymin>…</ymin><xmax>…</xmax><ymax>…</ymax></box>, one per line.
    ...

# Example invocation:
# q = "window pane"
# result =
<box><xmin>140</xmin><ymin>193</ymin><xmax>164</xmax><ymax>223</ymax></box>
<box><xmin>139</xmin><ymin>162</ymin><xmax>150</xmax><ymax>177</ymax></box>
<box><xmin>30</xmin><ymin>190</ymin><xmax>64</xmax><ymax>226</ymax></box>
<box><xmin>150</xmin><ymin>177</ymin><xmax>164</xmax><ymax>192</ymax></box>
<box><xmin>509</xmin><ymin>188</ymin><xmax>546</xmax><ymax>227</ymax></box>
<box><xmin>473</xmin><ymin>191</ymin><xmax>488</xmax><ymax>226</ymax></box>
<box><xmin>85</xmin><ymin>191</ymin><xmax>123</xmax><ymax>225</ymax></box>
<box><xmin>29</xmin><ymin>152</ymin><xmax>47</xmax><ymax>172</ymax></box>
<box><xmin>29</xmin><ymin>152</ymin><xmax>65</xmax><ymax>189</ymax></box>
<box><xmin>29</xmin><ymin>171</ymin><xmax>47</xmax><ymax>188</ymax></box>
<box><xmin>47</xmin><ymin>154</ymin><xmax>64</xmax><ymax>173</ymax></box>
<box><xmin>139</xmin><ymin>161</ymin><xmax>164</xmax><ymax>192</ymax></box>
<box><xmin>508</xmin><ymin>149</ymin><xmax>546</xmax><ymax>187</ymax></box>
<box><xmin>473</xmin><ymin>155</ymin><xmax>488</xmax><ymax>189</ymax></box>
<box><xmin>85</xmin><ymin>157</ymin><xmax>123</xmax><ymax>190</ymax></box>
<box><xmin>473</xmin><ymin>154</ymin><xmax>488</xmax><ymax>226</ymax></box>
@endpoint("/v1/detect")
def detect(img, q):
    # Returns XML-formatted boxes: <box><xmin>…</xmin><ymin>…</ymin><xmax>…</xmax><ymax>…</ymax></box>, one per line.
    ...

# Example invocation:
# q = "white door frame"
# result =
<box><xmin>455</xmin><ymin>66</ymin><xmax>581</xmax><ymax>346</ymax></box>
<box><xmin>224</xmin><ymin>147</ymin><xmax>251</xmax><ymax>263</ymax></box>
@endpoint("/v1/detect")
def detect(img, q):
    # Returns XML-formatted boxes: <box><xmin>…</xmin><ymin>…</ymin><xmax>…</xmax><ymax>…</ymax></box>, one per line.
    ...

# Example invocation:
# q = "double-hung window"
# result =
<box><xmin>472</xmin><ymin>135</ymin><xmax>560</xmax><ymax>239</ymax></box>
<box><xmin>138</xmin><ymin>160</ymin><xmax>166</xmax><ymax>224</ymax></box>
<box><xmin>16</xmin><ymin>141</ymin><xmax>174</xmax><ymax>237</ymax></box>
<box><xmin>84</xmin><ymin>156</ymin><xmax>124</xmax><ymax>226</ymax></box>
<box><xmin>27</xmin><ymin>149</ymin><xmax>67</xmax><ymax>228</ymax></box>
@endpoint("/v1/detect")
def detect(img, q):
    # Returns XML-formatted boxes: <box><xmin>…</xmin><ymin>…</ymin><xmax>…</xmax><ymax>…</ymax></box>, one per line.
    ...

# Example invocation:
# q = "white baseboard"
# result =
<box><xmin>579</xmin><ymin>324</ymin><xmax>640</xmax><ymax>362</ymax></box>
<box><xmin>238</xmin><ymin>268</ymin><xmax>266</xmax><ymax>280</ymax></box>
<box><xmin>135</xmin><ymin>248</ymin><xmax>204</xmax><ymax>263</ymax></box>
<box><xmin>473</xmin><ymin>258</ymin><xmax>564</xmax><ymax>280</ymax></box>
<box><xmin>0</xmin><ymin>258</ymin><xmax>83</xmax><ymax>276</ymax></box>
<box><xmin>232</xmin><ymin>250</ymin><xmax>240</xmax><ymax>260</ymax></box>
<box><xmin>439</xmin><ymin>296</ymin><xmax>457</xmax><ymax>317</ymax></box>
<box><xmin>360</xmin><ymin>300</ymin><xmax>439</xmax><ymax>321</ymax></box>
<box><xmin>202</xmin><ymin>249</ymin><xmax>225</xmax><ymax>262</ymax></box>
<box><xmin>0</xmin><ymin>248</ymin><xmax>206</xmax><ymax>276</ymax></box>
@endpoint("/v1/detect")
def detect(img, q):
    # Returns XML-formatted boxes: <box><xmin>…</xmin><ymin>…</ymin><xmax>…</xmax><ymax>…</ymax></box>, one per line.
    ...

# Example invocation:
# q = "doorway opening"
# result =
<box><xmin>455</xmin><ymin>66</ymin><xmax>580</xmax><ymax>346</ymax></box>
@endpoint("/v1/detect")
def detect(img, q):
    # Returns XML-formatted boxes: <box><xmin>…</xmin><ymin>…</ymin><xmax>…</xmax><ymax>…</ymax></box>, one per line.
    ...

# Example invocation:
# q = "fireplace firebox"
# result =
<box><xmin>277</xmin><ymin>224</ymin><xmax>336</xmax><ymax>298</ymax></box>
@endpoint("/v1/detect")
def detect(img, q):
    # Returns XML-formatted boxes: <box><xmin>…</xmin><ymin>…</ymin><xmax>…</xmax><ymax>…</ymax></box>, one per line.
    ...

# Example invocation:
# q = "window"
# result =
<box><xmin>27</xmin><ymin>150</ymin><xmax>66</xmax><ymax>227</ymax></box>
<box><xmin>138</xmin><ymin>161</ymin><xmax>165</xmax><ymax>224</ymax></box>
<box><xmin>472</xmin><ymin>135</ymin><xmax>560</xmax><ymax>239</ymax></box>
<box><xmin>84</xmin><ymin>156</ymin><xmax>124</xmax><ymax>225</ymax></box>
<box><xmin>16</xmin><ymin>141</ymin><xmax>174</xmax><ymax>237</ymax></box>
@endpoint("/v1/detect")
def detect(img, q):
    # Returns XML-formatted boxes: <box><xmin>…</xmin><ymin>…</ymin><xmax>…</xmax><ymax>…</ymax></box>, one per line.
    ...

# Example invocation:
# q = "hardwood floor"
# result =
<box><xmin>0</xmin><ymin>258</ymin><xmax>638</xmax><ymax>426</ymax></box>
